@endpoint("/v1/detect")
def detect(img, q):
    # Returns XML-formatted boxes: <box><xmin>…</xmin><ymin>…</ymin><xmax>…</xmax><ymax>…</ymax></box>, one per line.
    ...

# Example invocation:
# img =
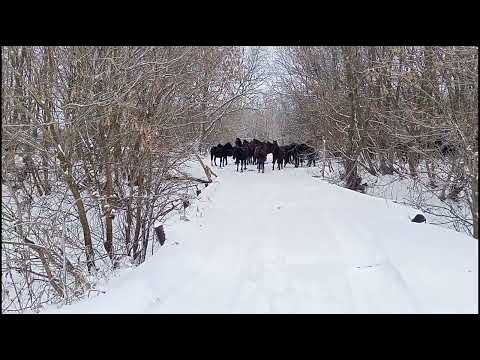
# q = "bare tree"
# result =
<box><xmin>273</xmin><ymin>46</ymin><xmax>477</xmax><ymax>238</ymax></box>
<box><xmin>1</xmin><ymin>46</ymin><xmax>265</xmax><ymax>312</ymax></box>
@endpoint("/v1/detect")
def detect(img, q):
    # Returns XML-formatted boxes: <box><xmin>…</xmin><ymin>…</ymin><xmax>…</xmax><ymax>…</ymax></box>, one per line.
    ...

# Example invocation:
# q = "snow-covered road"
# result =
<box><xmin>45</xmin><ymin>156</ymin><xmax>478</xmax><ymax>314</ymax></box>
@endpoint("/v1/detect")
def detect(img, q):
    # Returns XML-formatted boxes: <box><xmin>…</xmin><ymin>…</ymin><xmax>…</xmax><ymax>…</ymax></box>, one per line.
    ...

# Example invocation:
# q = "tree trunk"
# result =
<box><xmin>49</xmin><ymin>123</ymin><xmax>96</xmax><ymax>273</ymax></box>
<box><xmin>363</xmin><ymin>150</ymin><xmax>377</xmax><ymax>176</ymax></box>
<box><xmin>342</xmin><ymin>47</ymin><xmax>361</xmax><ymax>190</ymax></box>
<box><xmin>132</xmin><ymin>188</ymin><xmax>143</xmax><ymax>262</ymax></box>
<box><xmin>425</xmin><ymin>160</ymin><xmax>436</xmax><ymax>187</ymax></box>
<box><xmin>125</xmin><ymin>201</ymin><xmax>132</xmax><ymax>255</ymax></box>
<box><xmin>407</xmin><ymin>151</ymin><xmax>419</xmax><ymax>178</ymax></box>
<box><xmin>104</xmin><ymin>157</ymin><xmax>114</xmax><ymax>262</ymax></box>
<box><xmin>472</xmin><ymin>155</ymin><xmax>478</xmax><ymax>239</ymax></box>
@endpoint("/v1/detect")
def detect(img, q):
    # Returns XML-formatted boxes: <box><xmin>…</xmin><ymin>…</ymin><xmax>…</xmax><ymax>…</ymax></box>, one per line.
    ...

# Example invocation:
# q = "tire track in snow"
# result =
<box><xmin>228</xmin><ymin>171</ymin><xmax>357</xmax><ymax>313</ymax></box>
<box><xmin>330</xmin><ymin>215</ymin><xmax>419</xmax><ymax>313</ymax></box>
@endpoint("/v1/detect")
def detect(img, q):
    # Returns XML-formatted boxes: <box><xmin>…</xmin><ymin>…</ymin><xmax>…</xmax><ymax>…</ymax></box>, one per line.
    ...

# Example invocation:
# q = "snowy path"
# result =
<box><xmin>46</xmin><ymin>156</ymin><xmax>478</xmax><ymax>314</ymax></box>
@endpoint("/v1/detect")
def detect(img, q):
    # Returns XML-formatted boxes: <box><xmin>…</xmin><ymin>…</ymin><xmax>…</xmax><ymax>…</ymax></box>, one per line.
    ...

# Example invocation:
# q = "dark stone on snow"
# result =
<box><xmin>411</xmin><ymin>214</ymin><xmax>426</xmax><ymax>223</ymax></box>
<box><xmin>154</xmin><ymin>225</ymin><xmax>166</xmax><ymax>246</ymax></box>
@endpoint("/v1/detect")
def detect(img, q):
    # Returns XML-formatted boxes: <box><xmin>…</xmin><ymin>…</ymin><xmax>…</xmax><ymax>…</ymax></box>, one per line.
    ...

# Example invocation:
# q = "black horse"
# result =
<box><xmin>254</xmin><ymin>143</ymin><xmax>267</xmax><ymax>173</ymax></box>
<box><xmin>248</xmin><ymin>141</ymin><xmax>260</xmax><ymax>164</ymax></box>
<box><xmin>211</xmin><ymin>144</ymin><xmax>226</xmax><ymax>167</ymax></box>
<box><xmin>233</xmin><ymin>145</ymin><xmax>249</xmax><ymax>172</ymax></box>
<box><xmin>294</xmin><ymin>143</ymin><xmax>316</xmax><ymax>167</ymax></box>
<box><xmin>284</xmin><ymin>143</ymin><xmax>297</xmax><ymax>166</ymax></box>
<box><xmin>272</xmin><ymin>141</ymin><xmax>285</xmax><ymax>170</ymax></box>
<box><xmin>305</xmin><ymin>146</ymin><xmax>317</xmax><ymax>167</ymax></box>
<box><xmin>233</xmin><ymin>138</ymin><xmax>242</xmax><ymax>161</ymax></box>
<box><xmin>249</xmin><ymin>139</ymin><xmax>263</xmax><ymax>164</ymax></box>
<box><xmin>222</xmin><ymin>142</ymin><xmax>234</xmax><ymax>165</ymax></box>
<box><xmin>210</xmin><ymin>145</ymin><xmax>218</xmax><ymax>165</ymax></box>
<box><xmin>265</xmin><ymin>141</ymin><xmax>274</xmax><ymax>155</ymax></box>
<box><xmin>280</xmin><ymin>145</ymin><xmax>290</xmax><ymax>166</ymax></box>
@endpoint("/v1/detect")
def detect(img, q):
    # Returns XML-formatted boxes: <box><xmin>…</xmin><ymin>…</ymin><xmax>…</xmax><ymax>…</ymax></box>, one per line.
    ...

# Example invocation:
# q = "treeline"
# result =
<box><xmin>273</xmin><ymin>46</ymin><xmax>478</xmax><ymax>238</ymax></box>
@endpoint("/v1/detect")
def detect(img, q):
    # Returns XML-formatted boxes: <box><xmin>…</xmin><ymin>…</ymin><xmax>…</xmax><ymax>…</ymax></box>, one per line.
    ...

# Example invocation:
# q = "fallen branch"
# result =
<box><xmin>166</xmin><ymin>175</ymin><xmax>211</xmax><ymax>184</ymax></box>
<box><xmin>194</xmin><ymin>153</ymin><xmax>217</xmax><ymax>181</ymax></box>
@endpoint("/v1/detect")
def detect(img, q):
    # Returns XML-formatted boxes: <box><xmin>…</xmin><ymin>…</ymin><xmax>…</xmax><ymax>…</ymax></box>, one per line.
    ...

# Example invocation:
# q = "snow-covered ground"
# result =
<box><xmin>42</xmin><ymin>155</ymin><xmax>478</xmax><ymax>314</ymax></box>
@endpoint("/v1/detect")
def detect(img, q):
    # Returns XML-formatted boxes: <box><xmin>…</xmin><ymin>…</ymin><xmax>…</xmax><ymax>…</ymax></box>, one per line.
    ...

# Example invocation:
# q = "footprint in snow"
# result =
<box><xmin>355</xmin><ymin>263</ymin><xmax>382</xmax><ymax>270</ymax></box>
<box><xmin>274</xmin><ymin>203</ymin><xmax>285</xmax><ymax>211</ymax></box>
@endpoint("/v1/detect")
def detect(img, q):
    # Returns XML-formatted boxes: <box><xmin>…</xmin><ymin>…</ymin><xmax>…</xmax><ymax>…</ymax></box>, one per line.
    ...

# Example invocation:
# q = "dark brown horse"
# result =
<box><xmin>254</xmin><ymin>144</ymin><xmax>267</xmax><ymax>173</ymax></box>
<box><xmin>272</xmin><ymin>141</ymin><xmax>285</xmax><ymax>170</ymax></box>
<box><xmin>233</xmin><ymin>145</ymin><xmax>249</xmax><ymax>172</ymax></box>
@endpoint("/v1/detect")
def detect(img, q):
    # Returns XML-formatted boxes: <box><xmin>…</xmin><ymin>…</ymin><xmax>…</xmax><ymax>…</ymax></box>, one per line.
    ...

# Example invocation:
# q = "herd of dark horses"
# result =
<box><xmin>210</xmin><ymin>138</ymin><xmax>318</xmax><ymax>173</ymax></box>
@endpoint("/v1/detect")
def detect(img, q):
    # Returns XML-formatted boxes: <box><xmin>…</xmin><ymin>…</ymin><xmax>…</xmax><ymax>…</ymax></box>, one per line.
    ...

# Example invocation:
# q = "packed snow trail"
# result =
<box><xmin>45</xmin><ymin>156</ymin><xmax>478</xmax><ymax>314</ymax></box>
